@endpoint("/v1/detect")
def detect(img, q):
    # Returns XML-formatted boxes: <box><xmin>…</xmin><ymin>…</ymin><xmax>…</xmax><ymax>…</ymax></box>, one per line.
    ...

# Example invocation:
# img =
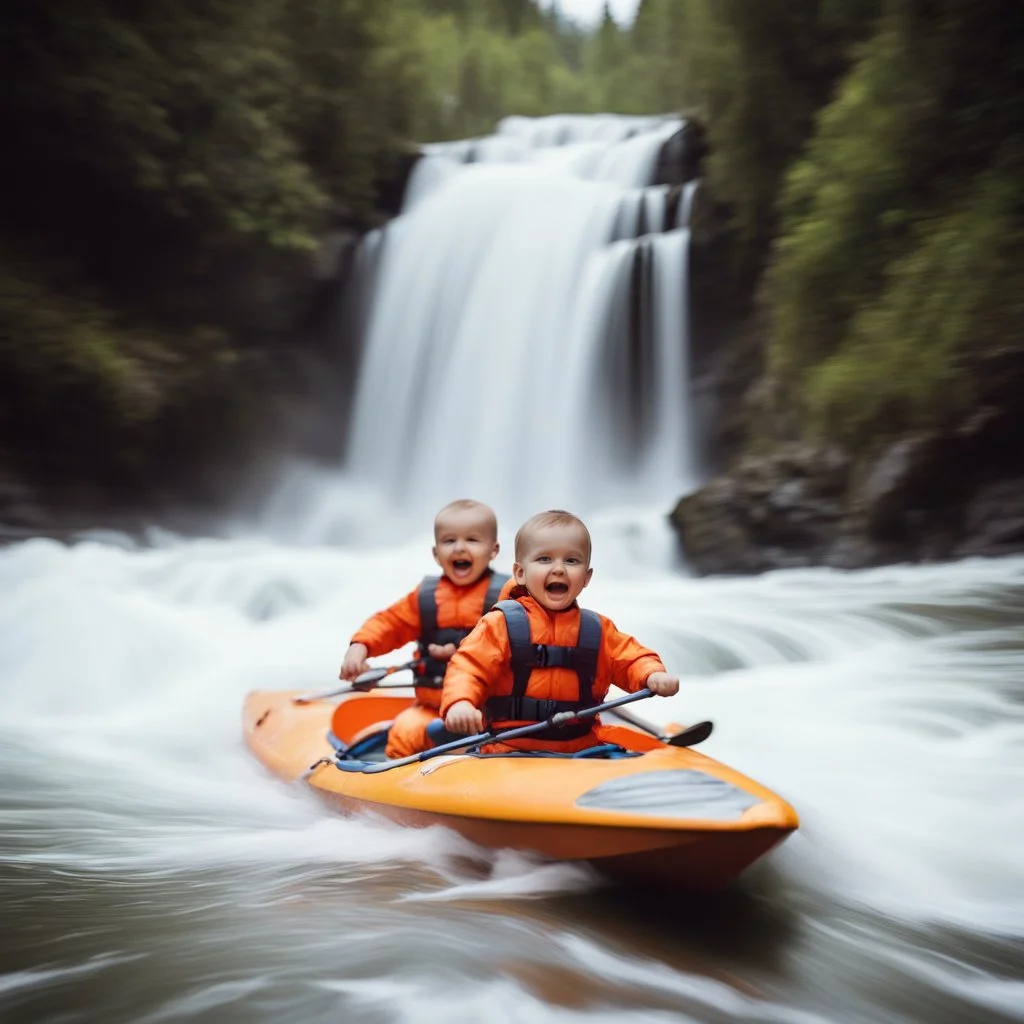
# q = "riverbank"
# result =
<box><xmin>669</xmin><ymin>433</ymin><xmax>1024</xmax><ymax>575</ymax></box>
<box><xmin>674</xmin><ymin>181</ymin><xmax>1024</xmax><ymax>576</ymax></box>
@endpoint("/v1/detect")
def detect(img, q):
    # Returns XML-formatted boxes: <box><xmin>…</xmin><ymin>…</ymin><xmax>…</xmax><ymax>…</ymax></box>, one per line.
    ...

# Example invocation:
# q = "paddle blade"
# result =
<box><xmin>351</xmin><ymin>667</ymin><xmax>389</xmax><ymax>691</ymax></box>
<box><xmin>666</xmin><ymin>720</ymin><xmax>714</xmax><ymax>748</ymax></box>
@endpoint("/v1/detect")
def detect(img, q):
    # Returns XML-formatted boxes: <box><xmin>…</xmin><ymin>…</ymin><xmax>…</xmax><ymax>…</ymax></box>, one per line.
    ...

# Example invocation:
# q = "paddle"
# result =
<box><xmin>608</xmin><ymin>704</ymin><xmax>714</xmax><ymax>748</ymax></box>
<box><xmin>349</xmin><ymin>688</ymin><xmax>658</xmax><ymax>774</ymax></box>
<box><xmin>293</xmin><ymin>659</ymin><xmax>422</xmax><ymax>704</ymax></box>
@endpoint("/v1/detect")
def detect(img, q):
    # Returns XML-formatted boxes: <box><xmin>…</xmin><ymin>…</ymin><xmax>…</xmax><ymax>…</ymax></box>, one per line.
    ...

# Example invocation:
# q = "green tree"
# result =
<box><xmin>767</xmin><ymin>0</ymin><xmax>1024</xmax><ymax>443</ymax></box>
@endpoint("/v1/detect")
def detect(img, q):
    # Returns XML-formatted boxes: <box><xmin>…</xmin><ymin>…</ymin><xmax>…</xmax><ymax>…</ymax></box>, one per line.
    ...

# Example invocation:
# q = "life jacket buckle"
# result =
<box><xmin>534</xmin><ymin>644</ymin><xmax>548</xmax><ymax>667</ymax></box>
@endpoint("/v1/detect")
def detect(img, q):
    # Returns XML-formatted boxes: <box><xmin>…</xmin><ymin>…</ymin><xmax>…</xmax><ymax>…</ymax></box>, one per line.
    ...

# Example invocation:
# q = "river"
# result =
<box><xmin>2</xmin><ymin>522</ymin><xmax>1022</xmax><ymax>1023</ymax></box>
<box><xmin>2</xmin><ymin>115</ymin><xmax>1022</xmax><ymax>1023</ymax></box>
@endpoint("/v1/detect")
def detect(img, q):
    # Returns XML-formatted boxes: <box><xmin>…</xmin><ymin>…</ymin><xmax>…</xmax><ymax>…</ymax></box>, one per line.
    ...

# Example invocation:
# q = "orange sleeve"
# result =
<box><xmin>349</xmin><ymin>586</ymin><xmax>422</xmax><ymax>657</ymax></box>
<box><xmin>596</xmin><ymin>616</ymin><xmax>666</xmax><ymax>696</ymax></box>
<box><xmin>440</xmin><ymin>610</ymin><xmax>510</xmax><ymax>716</ymax></box>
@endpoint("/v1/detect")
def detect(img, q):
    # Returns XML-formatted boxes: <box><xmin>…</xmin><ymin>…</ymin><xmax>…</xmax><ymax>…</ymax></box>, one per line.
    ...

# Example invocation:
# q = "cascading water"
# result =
<box><xmin>344</xmin><ymin>115</ymin><xmax>698</xmax><ymax>525</ymax></box>
<box><xmin>1</xmin><ymin>114</ymin><xmax>1023</xmax><ymax>1024</ymax></box>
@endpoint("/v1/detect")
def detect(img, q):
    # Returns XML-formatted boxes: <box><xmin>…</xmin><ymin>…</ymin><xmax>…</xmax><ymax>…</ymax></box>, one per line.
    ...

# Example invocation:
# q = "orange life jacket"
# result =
<box><xmin>351</xmin><ymin>570</ymin><xmax>511</xmax><ymax>709</ymax></box>
<box><xmin>484</xmin><ymin>599</ymin><xmax>601</xmax><ymax>740</ymax></box>
<box><xmin>415</xmin><ymin>571</ymin><xmax>509</xmax><ymax>687</ymax></box>
<box><xmin>442</xmin><ymin>593</ymin><xmax>666</xmax><ymax>752</ymax></box>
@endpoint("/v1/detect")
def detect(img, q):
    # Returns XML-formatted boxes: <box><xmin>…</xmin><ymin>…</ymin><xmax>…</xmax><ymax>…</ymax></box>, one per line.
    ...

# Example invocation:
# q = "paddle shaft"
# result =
<box><xmin>607</xmin><ymin>703</ymin><xmax>666</xmax><ymax>739</ymax></box>
<box><xmin>606</xmin><ymin>701</ymin><xmax>714</xmax><ymax>748</ymax></box>
<box><xmin>611</xmin><ymin>704</ymin><xmax>714</xmax><ymax>745</ymax></box>
<box><xmin>294</xmin><ymin>659</ymin><xmax>422</xmax><ymax>704</ymax></box>
<box><xmin>354</xmin><ymin>688</ymin><xmax>656</xmax><ymax>774</ymax></box>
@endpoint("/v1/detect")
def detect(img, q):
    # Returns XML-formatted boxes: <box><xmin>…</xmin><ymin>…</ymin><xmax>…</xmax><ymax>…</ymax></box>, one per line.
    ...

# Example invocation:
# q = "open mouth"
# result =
<box><xmin>452</xmin><ymin>559</ymin><xmax>472</xmax><ymax>572</ymax></box>
<box><xmin>545</xmin><ymin>582</ymin><xmax>569</xmax><ymax>595</ymax></box>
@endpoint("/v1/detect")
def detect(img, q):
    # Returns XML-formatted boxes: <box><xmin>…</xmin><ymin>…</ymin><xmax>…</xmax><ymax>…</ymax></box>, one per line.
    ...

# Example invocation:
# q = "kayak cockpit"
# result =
<box><xmin>330</xmin><ymin>717</ymin><xmax>645</xmax><ymax>772</ymax></box>
<box><xmin>326</xmin><ymin>690</ymin><xmax>656</xmax><ymax>771</ymax></box>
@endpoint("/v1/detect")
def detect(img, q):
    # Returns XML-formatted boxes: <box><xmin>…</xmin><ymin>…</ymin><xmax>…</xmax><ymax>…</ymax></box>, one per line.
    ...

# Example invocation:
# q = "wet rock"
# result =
<box><xmin>684</xmin><ymin>202</ymin><xmax>762</xmax><ymax>472</ymax></box>
<box><xmin>374</xmin><ymin>147</ymin><xmax>423</xmax><ymax>218</ymax></box>
<box><xmin>653</xmin><ymin>121</ymin><xmax>709</xmax><ymax>187</ymax></box>
<box><xmin>856</xmin><ymin>437</ymin><xmax>950</xmax><ymax>542</ymax></box>
<box><xmin>0</xmin><ymin>468</ymin><xmax>54</xmax><ymax>537</ymax></box>
<box><xmin>670</xmin><ymin>427</ymin><xmax>1024</xmax><ymax>575</ymax></box>
<box><xmin>957</xmin><ymin>478</ymin><xmax>1024</xmax><ymax>556</ymax></box>
<box><xmin>669</xmin><ymin>445</ymin><xmax>853</xmax><ymax>574</ymax></box>
<box><xmin>312</xmin><ymin>229</ymin><xmax>361</xmax><ymax>284</ymax></box>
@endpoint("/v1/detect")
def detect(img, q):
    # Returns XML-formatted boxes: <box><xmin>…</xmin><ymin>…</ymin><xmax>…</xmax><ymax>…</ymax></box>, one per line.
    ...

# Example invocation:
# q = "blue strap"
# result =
<box><xmin>416</xmin><ymin>575</ymin><xmax>441</xmax><ymax>648</ymax></box>
<box><xmin>418</xmin><ymin>571</ymin><xmax>510</xmax><ymax>681</ymax></box>
<box><xmin>496</xmin><ymin>600</ymin><xmax>535</xmax><ymax>699</ymax></box>
<box><xmin>416</xmin><ymin>575</ymin><xmax>446</xmax><ymax>680</ymax></box>
<box><xmin>483</xmin><ymin>572</ymin><xmax>510</xmax><ymax>614</ymax></box>
<box><xmin>572</xmin><ymin>743</ymin><xmax>631</xmax><ymax>759</ymax></box>
<box><xmin>575</xmin><ymin>608</ymin><xmax>601</xmax><ymax>705</ymax></box>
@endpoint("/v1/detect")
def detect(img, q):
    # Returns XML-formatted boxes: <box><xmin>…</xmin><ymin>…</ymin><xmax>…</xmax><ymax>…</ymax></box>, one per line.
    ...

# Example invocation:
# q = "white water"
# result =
<box><xmin>2</xmin><ymin>116</ymin><xmax>1023</xmax><ymax>1023</ymax></box>
<box><xmin>2</xmin><ymin>534</ymin><xmax>1023</xmax><ymax>1022</ymax></box>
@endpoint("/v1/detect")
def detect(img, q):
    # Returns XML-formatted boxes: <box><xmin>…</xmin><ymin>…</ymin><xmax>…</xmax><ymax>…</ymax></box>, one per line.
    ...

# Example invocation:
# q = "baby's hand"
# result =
<box><xmin>339</xmin><ymin>643</ymin><xmax>369</xmax><ymax>681</ymax></box>
<box><xmin>645</xmin><ymin>672</ymin><xmax>679</xmax><ymax>697</ymax></box>
<box><xmin>445</xmin><ymin>700</ymin><xmax>484</xmax><ymax>734</ymax></box>
<box><xmin>427</xmin><ymin>642</ymin><xmax>457</xmax><ymax>662</ymax></box>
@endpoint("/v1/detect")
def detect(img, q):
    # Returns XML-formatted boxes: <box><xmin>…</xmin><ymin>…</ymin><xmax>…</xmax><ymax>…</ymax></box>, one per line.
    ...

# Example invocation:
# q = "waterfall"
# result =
<box><xmin>342</xmin><ymin>115</ymin><xmax>699</xmax><ymax>527</ymax></box>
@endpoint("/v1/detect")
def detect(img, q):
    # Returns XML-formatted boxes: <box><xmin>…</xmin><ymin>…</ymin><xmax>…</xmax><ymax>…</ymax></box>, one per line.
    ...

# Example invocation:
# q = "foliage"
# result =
<box><xmin>805</xmin><ymin>172</ymin><xmax>1021</xmax><ymax>440</ymax></box>
<box><xmin>580</xmin><ymin>0</ymin><xmax>878</xmax><ymax>256</ymax></box>
<box><xmin>561</xmin><ymin>0</ymin><xmax>1021</xmax><ymax>452</ymax></box>
<box><xmin>767</xmin><ymin>0</ymin><xmax>1024</xmax><ymax>444</ymax></box>
<box><xmin>374</xmin><ymin>4</ymin><xmax>590</xmax><ymax>142</ymax></box>
<box><xmin>0</xmin><ymin>247</ymin><xmax>247</xmax><ymax>483</ymax></box>
<box><xmin>0</xmin><ymin>0</ymin><xmax>584</xmax><ymax>488</ymax></box>
<box><xmin>2</xmin><ymin>0</ymin><xmax>1020</xmax><ymax>492</ymax></box>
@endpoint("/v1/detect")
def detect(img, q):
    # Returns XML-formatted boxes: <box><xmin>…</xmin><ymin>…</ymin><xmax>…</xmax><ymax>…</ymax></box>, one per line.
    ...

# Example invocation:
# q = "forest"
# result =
<box><xmin>2</xmin><ymin>0</ymin><xmax>1021</xmax><ymax>530</ymax></box>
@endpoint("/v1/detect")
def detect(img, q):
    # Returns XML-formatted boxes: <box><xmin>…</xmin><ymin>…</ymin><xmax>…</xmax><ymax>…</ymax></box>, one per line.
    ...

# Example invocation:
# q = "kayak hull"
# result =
<box><xmin>312</xmin><ymin>793</ymin><xmax>789</xmax><ymax>891</ymax></box>
<box><xmin>243</xmin><ymin>689</ymin><xmax>798</xmax><ymax>892</ymax></box>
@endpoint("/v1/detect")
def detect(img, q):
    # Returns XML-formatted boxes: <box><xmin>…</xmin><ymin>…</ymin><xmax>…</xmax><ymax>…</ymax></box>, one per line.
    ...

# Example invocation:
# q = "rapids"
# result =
<box><xmin>2</xmin><ymin>115</ymin><xmax>1022</xmax><ymax>1023</ymax></box>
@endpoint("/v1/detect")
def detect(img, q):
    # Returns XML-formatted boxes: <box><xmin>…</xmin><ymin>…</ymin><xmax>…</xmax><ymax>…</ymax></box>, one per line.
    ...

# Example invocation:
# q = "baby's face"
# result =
<box><xmin>432</xmin><ymin>508</ymin><xmax>499</xmax><ymax>585</ymax></box>
<box><xmin>513</xmin><ymin>523</ymin><xmax>592</xmax><ymax>612</ymax></box>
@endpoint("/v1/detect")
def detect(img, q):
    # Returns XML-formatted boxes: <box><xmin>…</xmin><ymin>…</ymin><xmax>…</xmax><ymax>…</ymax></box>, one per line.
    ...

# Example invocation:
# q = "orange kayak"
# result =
<box><xmin>243</xmin><ymin>689</ymin><xmax>798</xmax><ymax>892</ymax></box>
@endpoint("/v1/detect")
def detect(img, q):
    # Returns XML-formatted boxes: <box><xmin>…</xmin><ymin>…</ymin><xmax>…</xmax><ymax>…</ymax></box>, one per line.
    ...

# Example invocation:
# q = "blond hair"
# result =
<box><xmin>433</xmin><ymin>499</ymin><xmax>498</xmax><ymax>541</ymax></box>
<box><xmin>514</xmin><ymin>509</ymin><xmax>592</xmax><ymax>565</ymax></box>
